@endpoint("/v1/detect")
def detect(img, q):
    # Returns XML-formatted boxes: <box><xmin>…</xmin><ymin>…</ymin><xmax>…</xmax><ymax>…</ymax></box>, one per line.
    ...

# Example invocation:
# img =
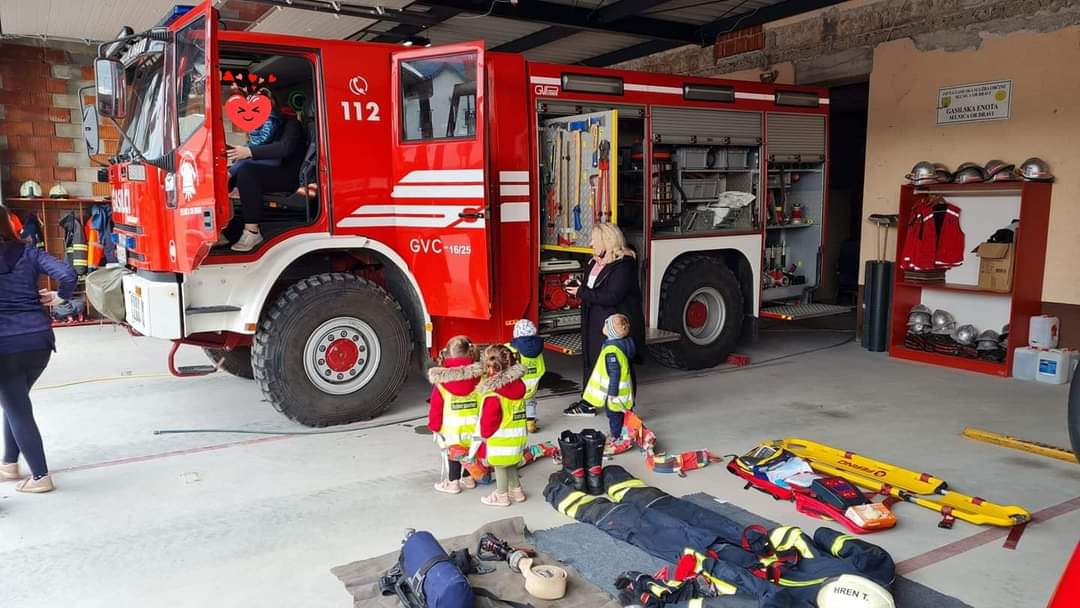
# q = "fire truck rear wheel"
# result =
<box><xmin>651</xmin><ymin>256</ymin><xmax>743</xmax><ymax>370</ymax></box>
<box><xmin>203</xmin><ymin>347</ymin><xmax>254</xmax><ymax>380</ymax></box>
<box><xmin>252</xmin><ymin>273</ymin><xmax>413</xmax><ymax>427</ymax></box>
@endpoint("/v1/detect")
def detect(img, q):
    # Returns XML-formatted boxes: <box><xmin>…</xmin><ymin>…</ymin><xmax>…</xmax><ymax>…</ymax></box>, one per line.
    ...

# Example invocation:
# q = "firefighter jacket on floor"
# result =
<box><xmin>59</xmin><ymin>212</ymin><xmax>88</xmax><ymax>275</ymax></box>
<box><xmin>583</xmin><ymin>341</ymin><xmax>634</xmax><ymax>412</ymax></box>
<box><xmin>899</xmin><ymin>198</ymin><xmax>965</xmax><ymax>271</ymax></box>
<box><xmin>87</xmin><ymin>204</ymin><xmax>115</xmax><ymax>269</ymax></box>
<box><xmin>20</xmin><ymin>213</ymin><xmax>44</xmax><ymax>249</ymax></box>
<box><xmin>544</xmin><ymin>466</ymin><xmax>896</xmax><ymax>608</ymax></box>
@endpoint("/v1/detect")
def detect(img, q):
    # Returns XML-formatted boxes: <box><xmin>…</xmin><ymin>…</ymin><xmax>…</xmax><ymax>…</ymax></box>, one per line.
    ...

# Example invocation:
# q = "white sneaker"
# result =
<box><xmin>230</xmin><ymin>230</ymin><xmax>263</xmax><ymax>253</ymax></box>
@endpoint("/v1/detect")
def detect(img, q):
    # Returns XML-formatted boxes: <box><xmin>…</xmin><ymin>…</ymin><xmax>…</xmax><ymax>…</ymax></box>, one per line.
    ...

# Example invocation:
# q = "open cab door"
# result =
<box><xmin>389</xmin><ymin>42</ymin><xmax>493</xmax><ymax>319</ymax></box>
<box><xmin>166</xmin><ymin>2</ymin><xmax>227</xmax><ymax>272</ymax></box>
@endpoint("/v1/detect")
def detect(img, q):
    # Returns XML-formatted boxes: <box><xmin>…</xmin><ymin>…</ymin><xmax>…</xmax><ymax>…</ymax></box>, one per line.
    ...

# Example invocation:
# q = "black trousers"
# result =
<box><xmin>233</xmin><ymin>160</ymin><xmax>302</xmax><ymax>225</ymax></box>
<box><xmin>0</xmin><ymin>349</ymin><xmax>51</xmax><ymax>477</ymax></box>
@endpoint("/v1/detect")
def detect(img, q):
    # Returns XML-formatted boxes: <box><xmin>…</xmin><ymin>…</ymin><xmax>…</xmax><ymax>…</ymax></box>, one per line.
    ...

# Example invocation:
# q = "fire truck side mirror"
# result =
<box><xmin>95</xmin><ymin>58</ymin><xmax>127</xmax><ymax>120</ymax></box>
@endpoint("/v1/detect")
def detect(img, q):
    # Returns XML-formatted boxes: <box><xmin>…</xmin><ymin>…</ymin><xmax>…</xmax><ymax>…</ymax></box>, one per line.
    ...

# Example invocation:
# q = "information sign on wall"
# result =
<box><xmin>937</xmin><ymin>80</ymin><xmax>1012</xmax><ymax>125</ymax></box>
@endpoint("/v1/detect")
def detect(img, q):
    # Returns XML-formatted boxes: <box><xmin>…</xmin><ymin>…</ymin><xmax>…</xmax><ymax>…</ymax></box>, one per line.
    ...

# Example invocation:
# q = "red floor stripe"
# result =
<box><xmin>53</xmin><ymin>435</ymin><xmax>292</xmax><ymax>474</ymax></box>
<box><xmin>896</xmin><ymin>495</ymin><xmax>1080</xmax><ymax>576</ymax></box>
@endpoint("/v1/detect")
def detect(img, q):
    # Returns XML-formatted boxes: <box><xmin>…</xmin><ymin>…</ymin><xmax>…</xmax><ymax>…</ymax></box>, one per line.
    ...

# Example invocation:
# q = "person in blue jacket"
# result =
<box><xmin>0</xmin><ymin>206</ymin><xmax>76</xmax><ymax>493</ymax></box>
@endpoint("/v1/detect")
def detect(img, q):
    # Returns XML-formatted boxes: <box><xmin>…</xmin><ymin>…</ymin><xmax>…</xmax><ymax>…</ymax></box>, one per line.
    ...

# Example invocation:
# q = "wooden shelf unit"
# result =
<box><xmin>887</xmin><ymin>182</ymin><xmax>1052</xmax><ymax>377</ymax></box>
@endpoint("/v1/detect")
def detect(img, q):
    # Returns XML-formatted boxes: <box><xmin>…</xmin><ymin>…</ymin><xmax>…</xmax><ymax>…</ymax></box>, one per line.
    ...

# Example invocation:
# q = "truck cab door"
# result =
<box><xmin>166</xmin><ymin>3</ymin><xmax>227</xmax><ymax>272</ymax></box>
<box><xmin>389</xmin><ymin>43</ymin><xmax>493</xmax><ymax>319</ymax></box>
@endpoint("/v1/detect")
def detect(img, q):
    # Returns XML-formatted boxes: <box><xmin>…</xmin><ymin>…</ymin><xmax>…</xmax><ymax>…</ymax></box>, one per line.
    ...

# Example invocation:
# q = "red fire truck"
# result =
<box><xmin>89</xmin><ymin>2</ymin><xmax>835</xmax><ymax>426</ymax></box>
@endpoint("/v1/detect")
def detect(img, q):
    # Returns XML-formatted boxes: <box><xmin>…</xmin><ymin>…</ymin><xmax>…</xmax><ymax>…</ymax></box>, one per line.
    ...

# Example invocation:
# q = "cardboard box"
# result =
<box><xmin>976</xmin><ymin>242</ymin><xmax>1014</xmax><ymax>292</ymax></box>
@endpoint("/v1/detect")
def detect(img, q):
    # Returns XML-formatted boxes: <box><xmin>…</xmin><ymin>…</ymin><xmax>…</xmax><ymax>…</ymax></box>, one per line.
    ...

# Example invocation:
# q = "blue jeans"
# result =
<box><xmin>607</xmin><ymin>408</ymin><xmax>625</xmax><ymax>437</ymax></box>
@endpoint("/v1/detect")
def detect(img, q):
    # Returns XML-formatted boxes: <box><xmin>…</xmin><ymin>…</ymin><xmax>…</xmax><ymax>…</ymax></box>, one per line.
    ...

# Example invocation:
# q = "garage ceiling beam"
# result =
<box><xmin>579</xmin><ymin>0</ymin><xmax>849</xmax><ymax>66</ymax></box>
<box><xmin>492</xmin><ymin>26</ymin><xmax>576</xmax><ymax>53</ymax></box>
<box><xmin>594</xmin><ymin>0</ymin><xmax>669</xmax><ymax>24</ymax></box>
<box><xmin>365</xmin><ymin>5</ymin><xmax>461</xmax><ymax>43</ymax></box>
<box><xmin>419</xmin><ymin>0</ymin><xmax>701</xmax><ymax>43</ymax></box>
<box><xmin>579</xmin><ymin>39</ymin><xmax>681</xmax><ymax>67</ymax></box>
<box><xmin>247</xmin><ymin>0</ymin><xmax>447</xmax><ymax>28</ymax></box>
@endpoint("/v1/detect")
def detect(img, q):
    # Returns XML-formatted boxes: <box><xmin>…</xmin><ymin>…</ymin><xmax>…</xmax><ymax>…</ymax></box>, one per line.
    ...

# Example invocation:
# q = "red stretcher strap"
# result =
<box><xmin>1003</xmin><ymin>522</ymin><xmax>1028</xmax><ymax>550</ymax></box>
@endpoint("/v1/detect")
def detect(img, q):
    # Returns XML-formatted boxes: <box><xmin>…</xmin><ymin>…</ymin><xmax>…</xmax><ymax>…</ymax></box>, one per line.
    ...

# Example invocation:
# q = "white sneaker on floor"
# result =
<box><xmin>0</xmin><ymin>462</ymin><xmax>19</xmax><ymax>481</ymax></box>
<box><xmin>230</xmin><ymin>230</ymin><xmax>263</xmax><ymax>253</ymax></box>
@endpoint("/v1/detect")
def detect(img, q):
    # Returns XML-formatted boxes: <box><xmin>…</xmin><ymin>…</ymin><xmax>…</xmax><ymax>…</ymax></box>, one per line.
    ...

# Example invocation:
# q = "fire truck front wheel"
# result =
<box><xmin>252</xmin><ymin>273</ymin><xmax>413</xmax><ymax>427</ymax></box>
<box><xmin>651</xmin><ymin>256</ymin><xmax>743</xmax><ymax>370</ymax></box>
<box><xmin>203</xmin><ymin>347</ymin><xmax>254</xmax><ymax>379</ymax></box>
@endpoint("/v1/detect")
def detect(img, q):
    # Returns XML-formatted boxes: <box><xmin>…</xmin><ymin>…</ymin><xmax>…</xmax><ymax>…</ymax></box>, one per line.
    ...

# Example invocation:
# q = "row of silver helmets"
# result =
<box><xmin>906</xmin><ymin>158</ymin><xmax>1053</xmax><ymax>186</ymax></box>
<box><xmin>906</xmin><ymin>305</ymin><xmax>1007</xmax><ymax>348</ymax></box>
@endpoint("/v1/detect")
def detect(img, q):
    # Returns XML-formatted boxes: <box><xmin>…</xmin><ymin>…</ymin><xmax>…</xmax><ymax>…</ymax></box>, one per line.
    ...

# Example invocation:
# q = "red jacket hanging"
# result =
<box><xmin>900</xmin><ymin>198</ymin><xmax>965</xmax><ymax>271</ymax></box>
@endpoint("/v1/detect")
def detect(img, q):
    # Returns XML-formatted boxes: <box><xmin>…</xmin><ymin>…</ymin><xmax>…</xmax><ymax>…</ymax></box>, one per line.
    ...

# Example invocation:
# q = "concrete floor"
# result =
<box><xmin>0</xmin><ymin>322</ymin><xmax>1076</xmax><ymax>607</ymax></box>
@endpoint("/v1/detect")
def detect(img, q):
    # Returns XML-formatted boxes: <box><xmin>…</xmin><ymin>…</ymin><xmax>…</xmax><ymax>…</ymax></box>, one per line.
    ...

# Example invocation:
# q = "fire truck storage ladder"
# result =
<box><xmin>544</xmin><ymin>327</ymin><xmax>680</xmax><ymax>355</ymax></box>
<box><xmin>759</xmin><ymin>303</ymin><xmax>853</xmax><ymax>321</ymax></box>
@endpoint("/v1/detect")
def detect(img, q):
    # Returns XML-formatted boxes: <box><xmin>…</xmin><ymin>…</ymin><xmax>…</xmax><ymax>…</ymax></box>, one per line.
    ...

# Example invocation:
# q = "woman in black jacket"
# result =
<box><xmin>564</xmin><ymin>223</ymin><xmax>645</xmax><ymax>415</ymax></box>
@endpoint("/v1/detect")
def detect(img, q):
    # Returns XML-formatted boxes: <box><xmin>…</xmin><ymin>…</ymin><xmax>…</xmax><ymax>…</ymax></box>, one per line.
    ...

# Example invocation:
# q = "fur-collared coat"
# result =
<box><xmin>427</xmin><ymin>357</ymin><xmax>483</xmax><ymax>434</ymax></box>
<box><xmin>477</xmin><ymin>364</ymin><xmax>528</xmax><ymax>440</ymax></box>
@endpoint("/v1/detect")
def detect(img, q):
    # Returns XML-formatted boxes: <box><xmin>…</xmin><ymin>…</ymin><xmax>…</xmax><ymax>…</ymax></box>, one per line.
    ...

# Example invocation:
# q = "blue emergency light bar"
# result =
<box><xmin>157</xmin><ymin>5</ymin><xmax>195</xmax><ymax>27</ymax></box>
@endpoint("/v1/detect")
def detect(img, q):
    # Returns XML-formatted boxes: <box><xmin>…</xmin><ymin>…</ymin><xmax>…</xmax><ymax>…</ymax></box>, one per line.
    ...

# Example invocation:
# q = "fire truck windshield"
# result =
<box><xmin>119</xmin><ymin>53</ymin><xmax>166</xmax><ymax>160</ymax></box>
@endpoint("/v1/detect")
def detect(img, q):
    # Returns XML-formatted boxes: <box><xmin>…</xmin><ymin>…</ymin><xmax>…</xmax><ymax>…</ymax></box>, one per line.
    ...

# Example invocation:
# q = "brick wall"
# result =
<box><xmin>0</xmin><ymin>40</ymin><xmax>120</xmax><ymax>200</ymax></box>
<box><xmin>714</xmin><ymin>25</ymin><xmax>764</xmax><ymax>60</ymax></box>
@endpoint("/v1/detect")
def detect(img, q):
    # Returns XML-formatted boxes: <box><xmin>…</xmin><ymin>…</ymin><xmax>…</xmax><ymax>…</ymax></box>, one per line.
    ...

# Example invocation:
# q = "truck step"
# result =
<box><xmin>760</xmin><ymin>303</ymin><xmax>852</xmax><ymax>321</ymax></box>
<box><xmin>543</xmin><ymin>327</ymin><xmax>682</xmax><ymax>356</ymax></box>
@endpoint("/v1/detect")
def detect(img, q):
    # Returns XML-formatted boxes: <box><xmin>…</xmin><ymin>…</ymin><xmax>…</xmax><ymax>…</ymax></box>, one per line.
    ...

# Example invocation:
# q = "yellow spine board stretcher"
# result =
<box><xmin>777</xmin><ymin>438</ymin><xmax>1031</xmax><ymax>528</ymax></box>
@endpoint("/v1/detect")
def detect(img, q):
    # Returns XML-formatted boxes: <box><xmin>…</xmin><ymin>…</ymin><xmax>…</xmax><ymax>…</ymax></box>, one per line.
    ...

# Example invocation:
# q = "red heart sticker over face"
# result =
<box><xmin>225</xmin><ymin>94</ymin><xmax>272</xmax><ymax>132</ymax></box>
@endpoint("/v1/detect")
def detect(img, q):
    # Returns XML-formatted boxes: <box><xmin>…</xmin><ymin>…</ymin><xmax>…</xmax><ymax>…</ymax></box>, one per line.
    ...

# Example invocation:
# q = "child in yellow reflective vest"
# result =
<box><xmin>427</xmin><ymin>335</ymin><xmax>482</xmax><ymax>495</ymax></box>
<box><xmin>581</xmin><ymin>313</ymin><xmax>636</xmax><ymax>441</ymax></box>
<box><xmin>507</xmin><ymin>319</ymin><xmax>546</xmax><ymax>434</ymax></box>
<box><xmin>476</xmin><ymin>345</ymin><xmax>529</xmax><ymax>507</ymax></box>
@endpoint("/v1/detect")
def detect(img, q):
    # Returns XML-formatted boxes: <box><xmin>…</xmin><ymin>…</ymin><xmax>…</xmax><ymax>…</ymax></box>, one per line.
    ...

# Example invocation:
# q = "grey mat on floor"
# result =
<box><xmin>531</xmin><ymin>492</ymin><xmax>973</xmax><ymax>608</ymax></box>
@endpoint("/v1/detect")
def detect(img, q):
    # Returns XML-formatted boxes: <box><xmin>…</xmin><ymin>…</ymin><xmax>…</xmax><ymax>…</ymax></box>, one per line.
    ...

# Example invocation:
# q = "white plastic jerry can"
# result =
<box><xmin>1029</xmin><ymin>315</ymin><xmax>1060</xmax><ymax>348</ymax></box>
<box><xmin>1012</xmin><ymin>346</ymin><xmax>1040</xmax><ymax>381</ymax></box>
<box><xmin>1035</xmin><ymin>348</ymin><xmax>1079</xmax><ymax>384</ymax></box>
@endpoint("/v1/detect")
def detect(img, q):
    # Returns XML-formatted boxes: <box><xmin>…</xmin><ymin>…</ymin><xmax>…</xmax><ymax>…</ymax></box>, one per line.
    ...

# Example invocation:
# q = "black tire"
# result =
<box><xmin>650</xmin><ymin>255</ymin><xmax>744</xmax><ymax>370</ymax></box>
<box><xmin>1069</xmin><ymin>375</ymin><xmax>1080</xmax><ymax>459</ymax></box>
<box><xmin>203</xmin><ymin>347</ymin><xmax>254</xmax><ymax>379</ymax></box>
<box><xmin>252</xmin><ymin>273</ymin><xmax>413</xmax><ymax>427</ymax></box>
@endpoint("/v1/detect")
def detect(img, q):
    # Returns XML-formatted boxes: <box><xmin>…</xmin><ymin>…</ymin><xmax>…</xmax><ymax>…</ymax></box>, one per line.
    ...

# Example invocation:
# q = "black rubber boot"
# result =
<box><xmin>558</xmin><ymin>430</ymin><xmax>586</xmax><ymax>492</ymax></box>
<box><xmin>581</xmin><ymin>428</ymin><xmax>607</xmax><ymax>496</ymax></box>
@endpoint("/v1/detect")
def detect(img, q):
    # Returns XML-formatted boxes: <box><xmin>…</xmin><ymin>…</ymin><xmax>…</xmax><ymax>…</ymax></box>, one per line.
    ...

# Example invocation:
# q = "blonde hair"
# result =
<box><xmin>592</xmin><ymin>223</ymin><xmax>635</xmax><ymax>263</ymax></box>
<box><xmin>437</xmin><ymin>335</ymin><xmax>480</xmax><ymax>365</ymax></box>
<box><xmin>481</xmin><ymin>344</ymin><xmax>519</xmax><ymax>376</ymax></box>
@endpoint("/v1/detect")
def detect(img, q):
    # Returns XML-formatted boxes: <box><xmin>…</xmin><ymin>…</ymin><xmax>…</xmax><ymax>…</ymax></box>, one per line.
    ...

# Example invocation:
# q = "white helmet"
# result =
<box><xmin>817</xmin><ymin>575</ymin><xmax>895</xmax><ymax>608</ymax></box>
<box><xmin>19</xmin><ymin>180</ymin><xmax>43</xmax><ymax>198</ymax></box>
<box><xmin>48</xmin><ymin>184</ymin><xmax>69</xmax><ymax>199</ymax></box>
<box><xmin>513</xmin><ymin>318</ymin><xmax>538</xmax><ymax>338</ymax></box>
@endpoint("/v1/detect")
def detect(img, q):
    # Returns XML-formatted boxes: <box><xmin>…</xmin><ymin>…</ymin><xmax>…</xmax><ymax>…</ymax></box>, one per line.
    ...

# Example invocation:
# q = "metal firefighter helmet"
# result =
<box><xmin>931</xmin><ymin>309</ymin><xmax>956</xmax><ymax>334</ymax></box>
<box><xmin>907</xmin><ymin>308</ymin><xmax>932</xmax><ymax>327</ymax></box>
<box><xmin>906</xmin><ymin>161</ymin><xmax>937</xmax><ymax>185</ymax></box>
<box><xmin>953</xmin><ymin>324</ymin><xmax>978</xmax><ymax>345</ymax></box>
<box><xmin>910</xmin><ymin>304</ymin><xmax>931</xmax><ymax>315</ymax></box>
<box><xmin>48</xmin><ymin>184</ymin><xmax>69</xmax><ymax>199</ymax></box>
<box><xmin>1018</xmin><ymin>157</ymin><xmax>1053</xmax><ymax>182</ymax></box>
<box><xmin>932</xmin><ymin>163</ymin><xmax>953</xmax><ymax>182</ymax></box>
<box><xmin>908</xmin><ymin>321</ymin><xmax>932</xmax><ymax>335</ymax></box>
<box><xmin>984</xmin><ymin>159</ymin><xmax>1014</xmax><ymax>178</ymax></box>
<box><xmin>953</xmin><ymin>164</ymin><xmax>987</xmax><ymax>184</ymax></box>
<box><xmin>976</xmin><ymin>329</ymin><xmax>1001</xmax><ymax>350</ymax></box>
<box><xmin>817</xmin><ymin>575</ymin><xmax>895</xmax><ymax>608</ymax></box>
<box><xmin>19</xmin><ymin>180</ymin><xmax>43</xmax><ymax>198</ymax></box>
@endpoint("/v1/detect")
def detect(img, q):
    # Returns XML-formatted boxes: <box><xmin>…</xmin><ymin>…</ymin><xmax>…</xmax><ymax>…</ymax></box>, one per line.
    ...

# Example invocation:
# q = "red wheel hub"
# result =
<box><xmin>324</xmin><ymin>338</ymin><xmax>360</xmax><ymax>372</ymax></box>
<box><xmin>686</xmin><ymin>300</ymin><xmax>708</xmax><ymax>330</ymax></box>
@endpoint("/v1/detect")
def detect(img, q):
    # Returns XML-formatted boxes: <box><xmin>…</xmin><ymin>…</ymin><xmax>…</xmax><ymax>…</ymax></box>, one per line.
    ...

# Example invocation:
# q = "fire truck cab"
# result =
<box><xmin>91</xmin><ymin>2</ymin><xmax>832</xmax><ymax>426</ymax></box>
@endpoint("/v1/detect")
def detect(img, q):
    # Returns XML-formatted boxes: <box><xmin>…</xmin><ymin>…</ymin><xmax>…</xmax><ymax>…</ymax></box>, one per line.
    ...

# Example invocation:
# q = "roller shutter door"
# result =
<box><xmin>766</xmin><ymin>113</ymin><xmax>825</xmax><ymax>161</ymax></box>
<box><xmin>651</xmin><ymin>107</ymin><xmax>761</xmax><ymax>145</ymax></box>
